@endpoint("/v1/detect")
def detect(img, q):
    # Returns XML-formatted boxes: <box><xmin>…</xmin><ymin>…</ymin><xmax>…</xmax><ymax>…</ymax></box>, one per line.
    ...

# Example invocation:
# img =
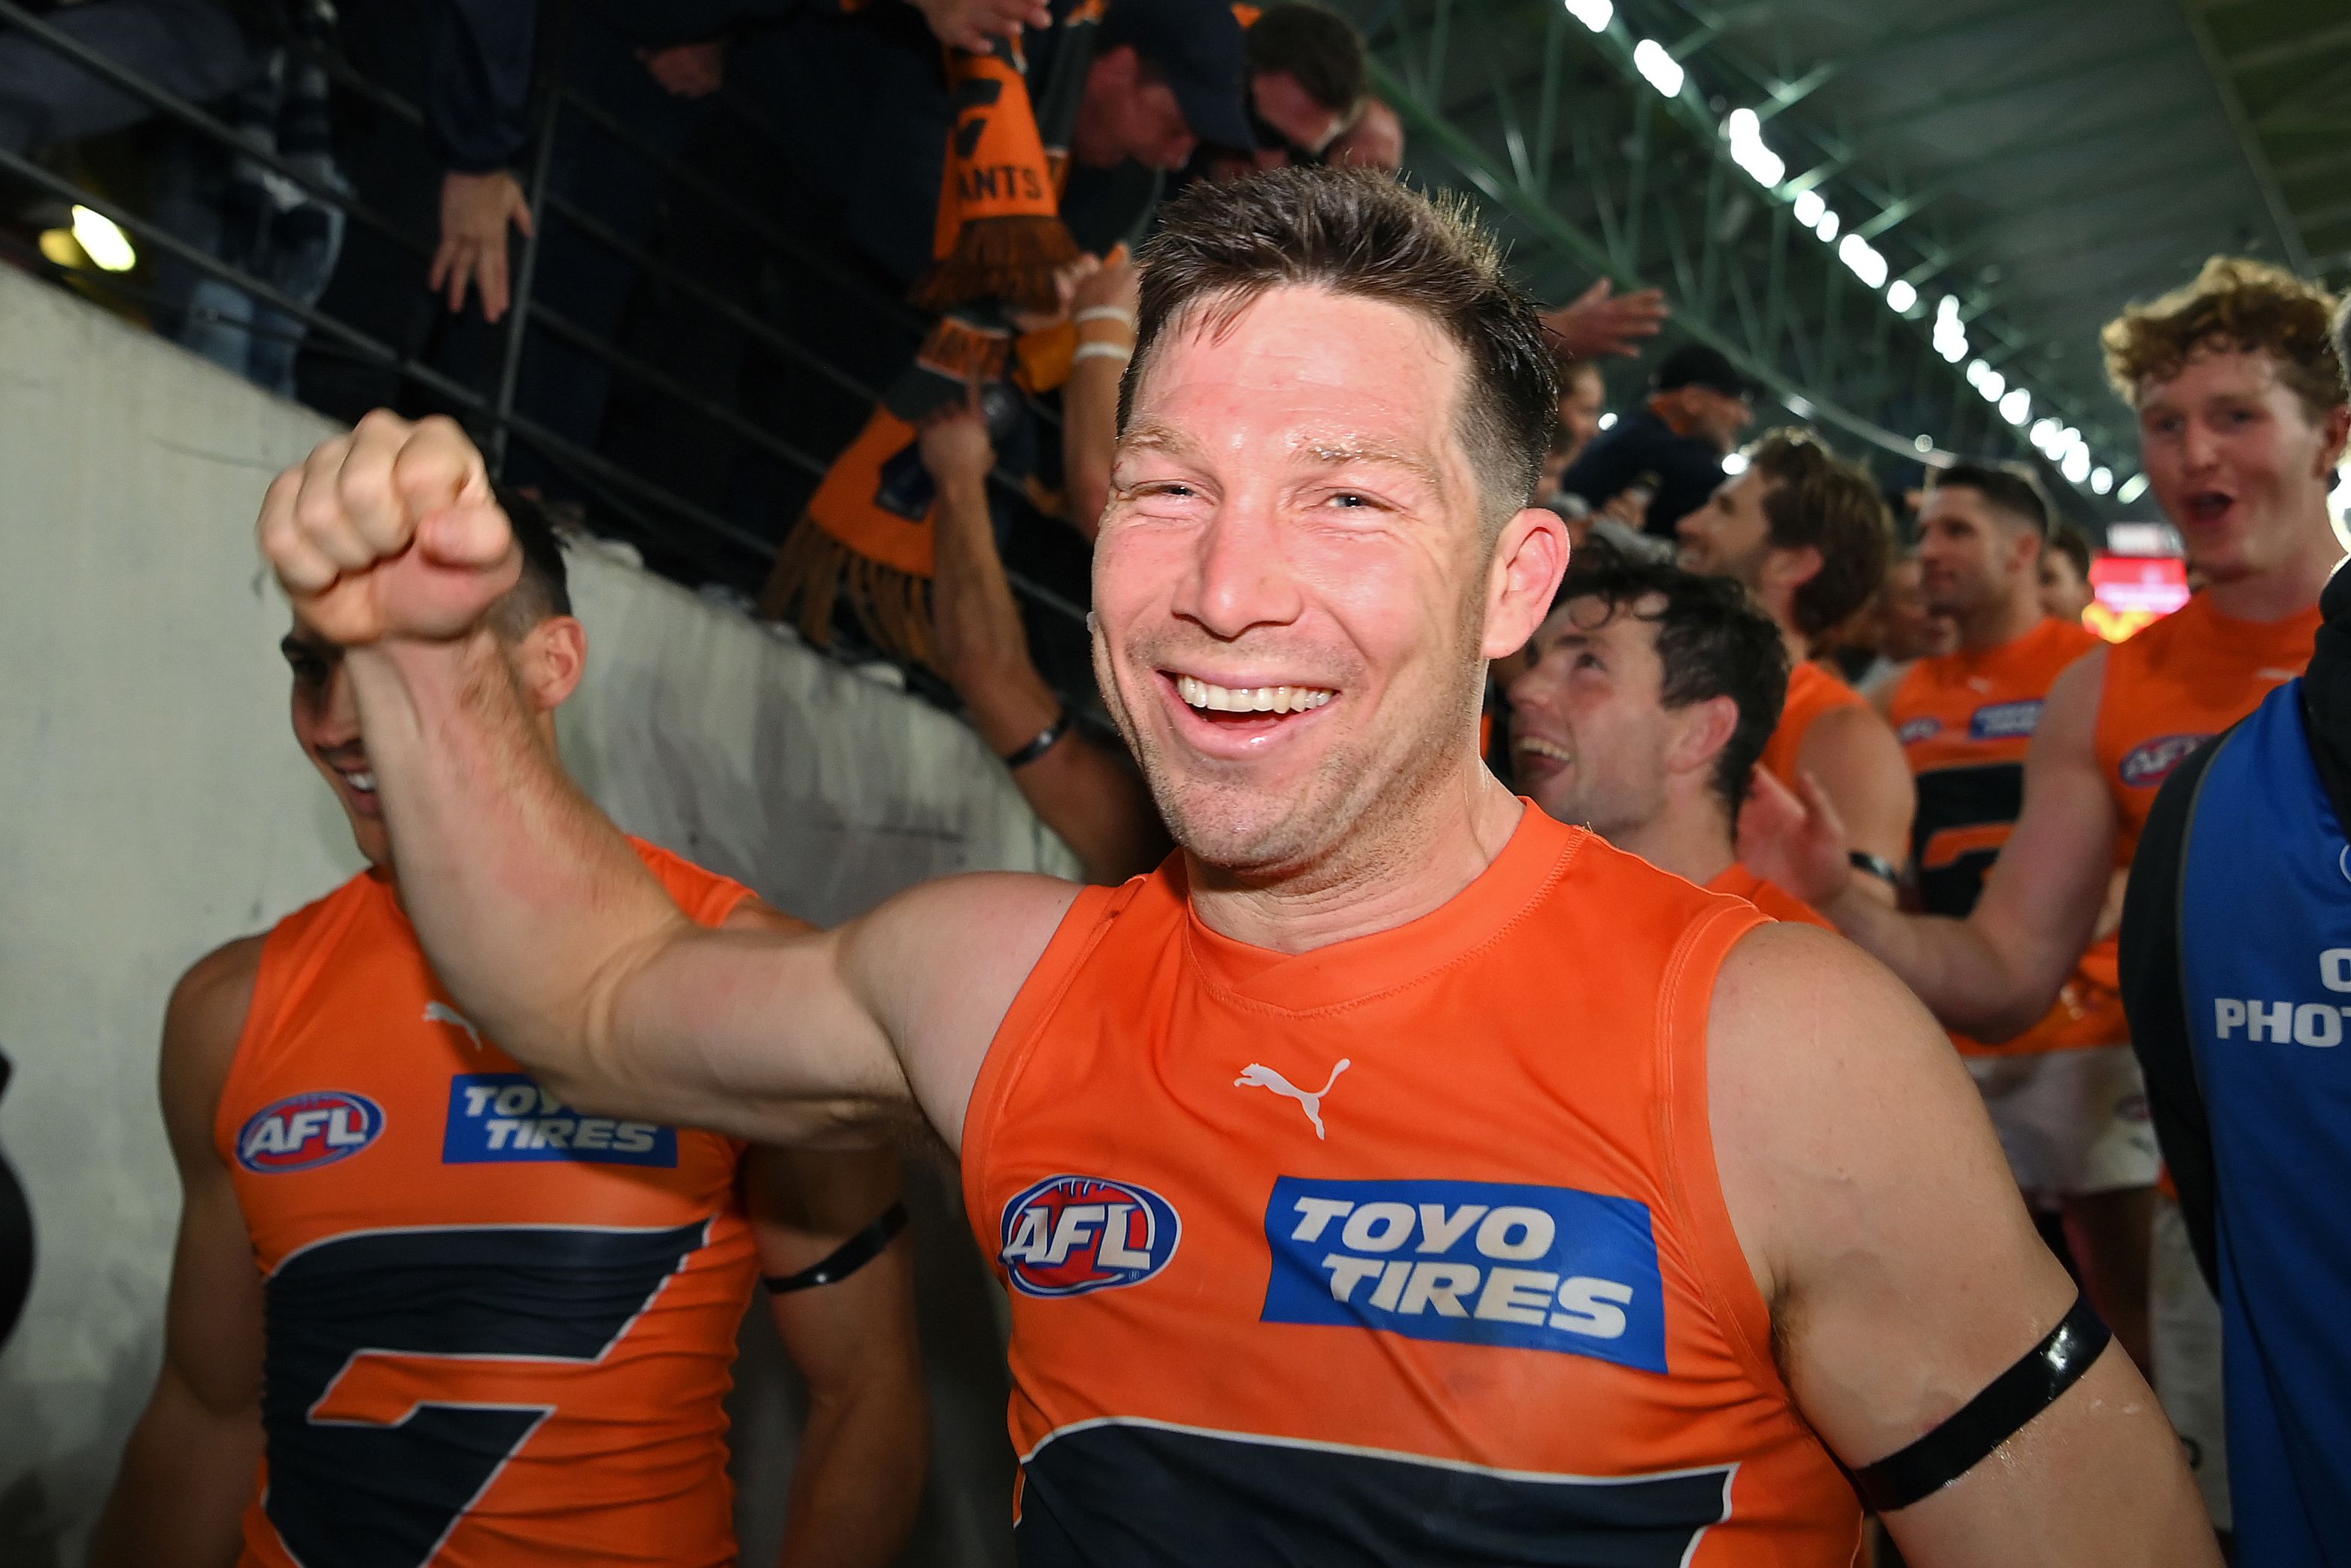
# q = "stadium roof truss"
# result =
<box><xmin>1338</xmin><ymin>0</ymin><xmax>2349</xmax><ymax>521</ymax></box>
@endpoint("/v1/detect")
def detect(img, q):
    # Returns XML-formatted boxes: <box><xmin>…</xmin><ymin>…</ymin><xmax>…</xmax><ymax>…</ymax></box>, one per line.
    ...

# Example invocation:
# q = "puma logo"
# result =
<box><xmin>424</xmin><ymin>1001</ymin><xmax>484</xmax><ymax>1051</ymax></box>
<box><xmin>1235</xmin><ymin>1059</ymin><xmax>1350</xmax><ymax>1141</ymax></box>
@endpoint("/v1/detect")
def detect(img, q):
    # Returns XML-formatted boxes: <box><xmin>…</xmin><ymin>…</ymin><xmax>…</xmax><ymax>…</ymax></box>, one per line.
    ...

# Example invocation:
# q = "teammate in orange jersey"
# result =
<box><xmin>1891</xmin><ymin>464</ymin><xmax>2155</xmax><ymax>1370</ymax></box>
<box><xmin>90</xmin><ymin>495</ymin><xmax>927</xmax><ymax>1568</ymax></box>
<box><xmin>1746</xmin><ymin>257</ymin><xmax>2346</xmax><ymax>1542</ymax></box>
<box><xmin>258</xmin><ymin>169</ymin><xmax>2210</xmax><ymax>1564</ymax></box>
<box><xmin>1509</xmin><ymin>543</ymin><xmax>1830</xmax><ymax>929</ymax></box>
<box><xmin>1674</xmin><ymin>430</ymin><xmax>1915</xmax><ymax>904</ymax></box>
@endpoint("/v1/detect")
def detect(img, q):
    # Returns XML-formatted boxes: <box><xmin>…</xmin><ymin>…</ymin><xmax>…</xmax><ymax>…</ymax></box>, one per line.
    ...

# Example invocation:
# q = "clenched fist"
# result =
<box><xmin>259</xmin><ymin>411</ymin><xmax>520</xmax><ymax>646</ymax></box>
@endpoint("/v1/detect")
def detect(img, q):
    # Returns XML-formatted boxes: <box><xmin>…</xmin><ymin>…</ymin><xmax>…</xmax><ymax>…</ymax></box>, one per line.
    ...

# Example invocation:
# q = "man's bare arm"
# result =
<box><xmin>259</xmin><ymin>415</ymin><xmax>1075</xmax><ymax>1149</ymax></box>
<box><xmin>1796</xmin><ymin>703</ymin><xmax>1913</xmax><ymax>907</ymax></box>
<box><xmin>923</xmin><ymin>405</ymin><xmax>1170</xmax><ymax>886</ymax></box>
<box><xmin>1747</xmin><ymin>649</ymin><xmax>2117</xmax><ymax>1038</ymax></box>
<box><xmin>746</xmin><ymin>1144</ymin><xmax>928</xmax><ymax>1568</ymax></box>
<box><xmin>1710</xmin><ymin>923</ymin><xmax>2213</xmax><ymax>1563</ymax></box>
<box><xmin>91</xmin><ymin>941</ymin><xmax>269</xmax><ymax>1568</ymax></box>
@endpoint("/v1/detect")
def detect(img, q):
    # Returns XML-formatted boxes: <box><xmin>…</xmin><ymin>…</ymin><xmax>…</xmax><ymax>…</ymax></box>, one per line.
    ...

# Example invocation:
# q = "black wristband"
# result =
<box><xmin>763</xmin><ymin>1201</ymin><xmax>909</xmax><ymax>1295</ymax></box>
<box><xmin>1850</xmin><ymin>1292</ymin><xmax>2110</xmax><ymax>1512</ymax></box>
<box><xmin>1001</xmin><ymin>707</ymin><xmax>1071</xmax><ymax>769</ymax></box>
<box><xmin>1848</xmin><ymin>849</ymin><xmax>1901</xmax><ymax>887</ymax></box>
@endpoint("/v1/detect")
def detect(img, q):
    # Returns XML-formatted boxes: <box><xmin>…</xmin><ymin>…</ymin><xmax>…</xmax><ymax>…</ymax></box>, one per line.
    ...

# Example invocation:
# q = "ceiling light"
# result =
<box><xmin>1633</xmin><ymin>39</ymin><xmax>1684</xmax><ymax>98</ymax></box>
<box><xmin>2061</xmin><ymin>446</ymin><xmax>2091</xmax><ymax>484</ymax></box>
<box><xmin>1813</xmin><ymin>208</ymin><xmax>1841</xmax><ymax>242</ymax></box>
<box><xmin>1597</xmin><ymin>411</ymin><xmax>1617</xmax><ymax>430</ymax></box>
<box><xmin>71</xmin><ymin>206</ymin><xmax>135</xmax><ymax>272</ymax></box>
<box><xmin>1722</xmin><ymin>108</ymin><xmax>1786</xmax><ymax>188</ymax></box>
<box><xmin>1886</xmin><ymin>279</ymin><xmax>1918</xmax><ymax>313</ymax></box>
<box><xmin>1977</xmin><ymin>369</ymin><xmax>2006</xmax><ymax>403</ymax></box>
<box><xmin>1722</xmin><ymin>452</ymin><xmax>1750</xmax><ymax>475</ymax></box>
<box><xmin>1914</xmin><ymin>434</ymin><xmax>1933</xmax><ymax>453</ymax></box>
<box><xmin>1564</xmin><ymin>0</ymin><xmax>1612</xmax><ymax>32</ymax></box>
<box><xmin>1837</xmin><ymin>233</ymin><xmax>1888</xmax><ymax>289</ymax></box>
<box><xmin>2030</xmin><ymin>417</ymin><xmax>2059</xmax><ymax>450</ymax></box>
<box><xmin>2117</xmin><ymin>473</ymin><xmax>2148</xmax><ymax>504</ymax></box>
<box><xmin>1792</xmin><ymin>190</ymin><xmax>1825</xmax><ymax>227</ymax></box>
<box><xmin>1936</xmin><ymin>336</ymin><xmax>1966</xmax><ymax>363</ymax></box>
<box><xmin>1999</xmin><ymin>387</ymin><xmax>2031</xmax><ymax>424</ymax></box>
<box><xmin>1965</xmin><ymin>359</ymin><xmax>1989</xmax><ymax>387</ymax></box>
<box><xmin>2091</xmin><ymin>466</ymin><xmax>2113</xmax><ymax>495</ymax></box>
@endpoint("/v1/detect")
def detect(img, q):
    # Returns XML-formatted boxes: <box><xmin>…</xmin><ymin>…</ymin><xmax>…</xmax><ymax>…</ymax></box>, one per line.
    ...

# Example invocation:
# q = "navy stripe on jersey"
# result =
<box><xmin>1014</xmin><ymin>1418</ymin><xmax>1733</xmax><ymax>1567</ymax></box>
<box><xmin>1912</xmin><ymin>762</ymin><xmax>2024</xmax><ymax>919</ymax></box>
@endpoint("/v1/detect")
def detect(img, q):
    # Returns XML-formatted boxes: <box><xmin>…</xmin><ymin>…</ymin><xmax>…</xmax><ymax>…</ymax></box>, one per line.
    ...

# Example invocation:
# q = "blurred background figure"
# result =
<box><xmin>2042</xmin><ymin>521</ymin><xmax>2098</xmax><ymax>624</ymax></box>
<box><xmin>1559</xmin><ymin>342</ymin><xmax>1754</xmax><ymax>542</ymax></box>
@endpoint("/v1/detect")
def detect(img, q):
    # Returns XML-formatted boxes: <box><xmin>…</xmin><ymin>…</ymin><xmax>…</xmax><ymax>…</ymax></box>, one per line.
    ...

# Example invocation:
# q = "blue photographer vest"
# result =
<box><xmin>2179</xmin><ymin>680</ymin><xmax>2351</xmax><ymax>1564</ymax></box>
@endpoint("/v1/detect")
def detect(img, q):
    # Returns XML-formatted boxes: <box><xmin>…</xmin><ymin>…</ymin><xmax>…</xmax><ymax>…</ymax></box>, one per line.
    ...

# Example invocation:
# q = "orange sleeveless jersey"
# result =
<box><xmin>963</xmin><ymin>807</ymin><xmax>1861</xmax><ymax>1565</ymax></box>
<box><xmin>2077</xmin><ymin>592</ymin><xmax>2319</xmax><ymax>993</ymax></box>
<box><xmin>1707</xmin><ymin>862</ymin><xmax>1834</xmax><ymax>930</ymax></box>
<box><xmin>215</xmin><ymin>840</ymin><xmax>757</xmax><ymax>1568</ymax></box>
<box><xmin>1758</xmin><ymin>661</ymin><xmax>1867</xmax><ymax>790</ymax></box>
<box><xmin>1888</xmin><ymin>617</ymin><xmax>2125</xmax><ymax>1056</ymax></box>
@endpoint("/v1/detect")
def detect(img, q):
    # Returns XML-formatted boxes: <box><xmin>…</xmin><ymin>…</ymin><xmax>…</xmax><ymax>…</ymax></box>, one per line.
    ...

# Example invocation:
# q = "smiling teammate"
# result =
<box><xmin>1509</xmin><ymin>546</ymin><xmax>1827</xmax><ymax>928</ymax></box>
<box><xmin>91</xmin><ymin>496</ymin><xmax>926</xmax><ymax>1568</ymax></box>
<box><xmin>1675</xmin><ymin>430</ymin><xmax>1914</xmax><ymax>904</ymax></box>
<box><xmin>1890</xmin><ymin>465</ymin><xmax>2153</xmax><ymax>1370</ymax></box>
<box><xmin>257</xmin><ymin>168</ymin><xmax>2210</xmax><ymax>1564</ymax></box>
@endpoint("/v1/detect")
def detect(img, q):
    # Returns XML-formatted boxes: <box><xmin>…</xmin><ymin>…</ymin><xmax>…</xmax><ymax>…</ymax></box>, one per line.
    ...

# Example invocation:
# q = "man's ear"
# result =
<box><xmin>515</xmin><ymin>615</ymin><xmax>587</xmax><ymax>713</ymax></box>
<box><xmin>1667</xmin><ymin>693</ymin><xmax>1740</xmax><ymax>781</ymax></box>
<box><xmin>2317</xmin><ymin>403</ymin><xmax>2350</xmax><ymax>476</ymax></box>
<box><xmin>1768</xmin><ymin>542</ymin><xmax>1824</xmax><ymax>597</ymax></box>
<box><xmin>1484</xmin><ymin>506</ymin><xmax>1570</xmax><ymax>660</ymax></box>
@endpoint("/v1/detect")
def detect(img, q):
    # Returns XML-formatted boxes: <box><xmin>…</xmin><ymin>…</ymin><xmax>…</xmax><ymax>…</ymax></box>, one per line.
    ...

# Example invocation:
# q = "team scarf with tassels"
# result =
<box><xmin>761</xmin><ymin>1</ymin><xmax>1110</xmax><ymax>667</ymax></box>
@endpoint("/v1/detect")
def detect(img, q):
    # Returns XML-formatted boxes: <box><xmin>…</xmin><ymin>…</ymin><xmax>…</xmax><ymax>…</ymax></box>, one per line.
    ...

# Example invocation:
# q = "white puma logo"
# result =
<box><xmin>424</xmin><ymin>1001</ymin><xmax>484</xmax><ymax>1050</ymax></box>
<box><xmin>1235</xmin><ymin>1059</ymin><xmax>1350</xmax><ymax>1141</ymax></box>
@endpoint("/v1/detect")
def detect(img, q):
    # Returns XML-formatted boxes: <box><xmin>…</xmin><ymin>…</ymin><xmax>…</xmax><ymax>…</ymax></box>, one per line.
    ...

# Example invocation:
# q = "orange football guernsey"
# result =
<box><xmin>962</xmin><ymin>806</ymin><xmax>1863</xmax><ymax>1565</ymax></box>
<box><xmin>216</xmin><ymin>839</ymin><xmax>756</xmax><ymax>1568</ymax></box>
<box><xmin>2078</xmin><ymin>592</ymin><xmax>2319</xmax><ymax>994</ymax></box>
<box><xmin>1706</xmin><ymin>862</ymin><xmax>1833</xmax><ymax>930</ymax></box>
<box><xmin>1888</xmin><ymin>616</ymin><xmax>2124</xmax><ymax>1056</ymax></box>
<box><xmin>1757</xmin><ymin>660</ymin><xmax>1868</xmax><ymax>790</ymax></box>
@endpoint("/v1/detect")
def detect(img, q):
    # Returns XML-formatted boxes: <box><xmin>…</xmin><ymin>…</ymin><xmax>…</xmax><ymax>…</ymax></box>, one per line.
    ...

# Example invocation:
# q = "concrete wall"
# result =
<box><xmin>0</xmin><ymin>266</ymin><xmax>1063</xmax><ymax>1563</ymax></box>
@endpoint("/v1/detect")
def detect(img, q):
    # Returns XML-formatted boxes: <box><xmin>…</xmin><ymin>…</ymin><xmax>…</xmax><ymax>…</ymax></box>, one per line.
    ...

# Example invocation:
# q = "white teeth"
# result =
<box><xmin>1174</xmin><ymin>675</ymin><xmax>1336</xmax><ymax>715</ymax></box>
<box><xmin>348</xmin><ymin>770</ymin><xmax>376</xmax><ymax>792</ymax></box>
<box><xmin>1514</xmin><ymin>737</ymin><xmax>1573</xmax><ymax>764</ymax></box>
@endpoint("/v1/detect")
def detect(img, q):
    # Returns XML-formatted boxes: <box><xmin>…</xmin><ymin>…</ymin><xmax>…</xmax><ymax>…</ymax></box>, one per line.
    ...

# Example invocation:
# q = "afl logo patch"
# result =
<box><xmin>1000</xmin><ymin>1174</ymin><xmax>1180</xmax><ymax>1297</ymax></box>
<box><xmin>1896</xmin><ymin>716</ymin><xmax>1941</xmax><ymax>746</ymax></box>
<box><xmin>2119</xmin><ymin>733</ymin><xmax>2207</xmax><ymax>789</ymax></box>
<box><xmin>235</xmin><ymin>1090</ymin><xmax>385</xmax><ymax>1174</ymax></box>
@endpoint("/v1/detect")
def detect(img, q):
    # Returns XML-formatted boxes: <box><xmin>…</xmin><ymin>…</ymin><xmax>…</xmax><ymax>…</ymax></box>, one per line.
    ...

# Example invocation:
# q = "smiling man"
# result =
<box><xmin>1509</xmin><ymin>545</ymin><xmax>1826</xmax><ymax>928</ymax></box>
<box><xmin>257</xmin><ymin>168</ymin><xmax>2209</xmax><ymax>1564</ymax></box>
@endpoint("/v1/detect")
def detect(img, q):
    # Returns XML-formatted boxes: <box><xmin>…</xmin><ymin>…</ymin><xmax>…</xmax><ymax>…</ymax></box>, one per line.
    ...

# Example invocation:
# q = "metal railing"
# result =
<box><xmin>0</xmin><ymin>0</ymin><xmax>1095</xmax><ymax>697</ymax></box>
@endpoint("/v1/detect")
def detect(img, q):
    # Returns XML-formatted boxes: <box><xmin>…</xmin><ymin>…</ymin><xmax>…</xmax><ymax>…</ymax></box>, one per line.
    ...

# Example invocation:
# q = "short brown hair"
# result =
<box><xmin>2047</xmin><ymin>521</ymin><xmax>2094</xmax><ymax>583</ymax></box>
<box><xmin>1126</xmin><ymin>167</ymin><xmax>1558</xmax><ymax>529</ymax></box>
<box><xmin>1930</xmin><ymin>461</ymin><xmax>2050</xmax><ymax>537</ymax></box>
<box><xmin>1745</xmin><ymin>430</ymin><xmax>1894</xmax><ymax>643</ymax></box>
<box><xmin>1244</xmin><ymin>4</ymin><xmax>1366</xmax><ymax>118</ymax></box>
<box><xmin>2100</xmin><ymin>256</ymin><xmax>2345</xmax><ymax>418</ymax></box>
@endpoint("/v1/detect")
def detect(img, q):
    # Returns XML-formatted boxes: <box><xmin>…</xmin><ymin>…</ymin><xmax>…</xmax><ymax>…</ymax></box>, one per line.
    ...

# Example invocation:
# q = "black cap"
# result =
<box><xmin>1100</xmin><ymin>0</ymin><xmax>1255</xmax><ymax>154</ymax></box>
<box><xmin>1652</xmin><ymin>342</ymin><xmax>1758</xmax><ymax>400</ymax></box>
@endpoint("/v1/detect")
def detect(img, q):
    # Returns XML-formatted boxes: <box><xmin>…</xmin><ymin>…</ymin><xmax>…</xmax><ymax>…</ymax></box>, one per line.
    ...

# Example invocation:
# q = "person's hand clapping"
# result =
<box><xmin>1736</xmin><ymin>767</ymin><xmax>1855</xmax><ymax>908</ymax></box>
<box><xmin>1540</xmin><ymin>278</ymin><xmax>1669</xmax><ymax>360</ymax></box>
<box><xmin>257</xmin><ymin>412</ymin><xmax>520</xmax><ymax>647</ymax></box>
<box><xmin>909</xmin><ymin>0</ymin><xmax>1052</xmax><ymax>51</ymax></box>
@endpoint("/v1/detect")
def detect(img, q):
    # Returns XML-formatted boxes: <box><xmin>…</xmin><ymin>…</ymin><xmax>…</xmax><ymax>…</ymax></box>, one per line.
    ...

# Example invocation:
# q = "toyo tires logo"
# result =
<box><xmin>999</xmin><ymin>1174</ymin><xmax>1181</xmax><ymax>1297</ymax></box>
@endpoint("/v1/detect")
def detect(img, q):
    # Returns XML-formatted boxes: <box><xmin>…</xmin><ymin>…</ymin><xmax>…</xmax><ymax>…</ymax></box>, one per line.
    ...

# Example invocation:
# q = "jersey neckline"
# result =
<box><xmin>1177</xmin><ymin>802</ymin><xmax>1579</xmax><ymax>1014</ymax></box>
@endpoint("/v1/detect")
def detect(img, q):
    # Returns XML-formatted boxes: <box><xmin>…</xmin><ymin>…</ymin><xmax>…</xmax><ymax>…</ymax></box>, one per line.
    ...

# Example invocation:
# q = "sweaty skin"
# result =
<box><xmin>260</xmin><ymin>278</ymin><xmax>2213</xmax><ymax>1563</ymax></box>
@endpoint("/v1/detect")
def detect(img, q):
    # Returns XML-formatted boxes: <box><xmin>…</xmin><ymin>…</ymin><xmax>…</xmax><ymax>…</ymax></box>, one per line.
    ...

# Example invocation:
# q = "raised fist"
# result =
<box><xmin>258</xmin><ymin>411</ymin><xmax>520</xmax><ymax>646</ymax></box>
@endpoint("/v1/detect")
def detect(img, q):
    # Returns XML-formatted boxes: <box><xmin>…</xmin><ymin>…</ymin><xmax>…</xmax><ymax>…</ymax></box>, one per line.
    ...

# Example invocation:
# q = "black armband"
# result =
<box><xmin>1850</xmin><ymin>1292</ymin><xmax>2110</xmax><ymax>1512</ymax></box>
<box><xmin>1848</xmin><ymin>850</ymin><xmax>1901</xmax><ymax>888</ymax></box>
<box><xmin>763</xmin><ymin>1201</ymin><xmax>909</xmax><ymax>1295</ymax></box>
<box><xmin>1002</xmin><ymin>707</ymin><xmax>1072</xmax><ymax>770</ymax></box>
